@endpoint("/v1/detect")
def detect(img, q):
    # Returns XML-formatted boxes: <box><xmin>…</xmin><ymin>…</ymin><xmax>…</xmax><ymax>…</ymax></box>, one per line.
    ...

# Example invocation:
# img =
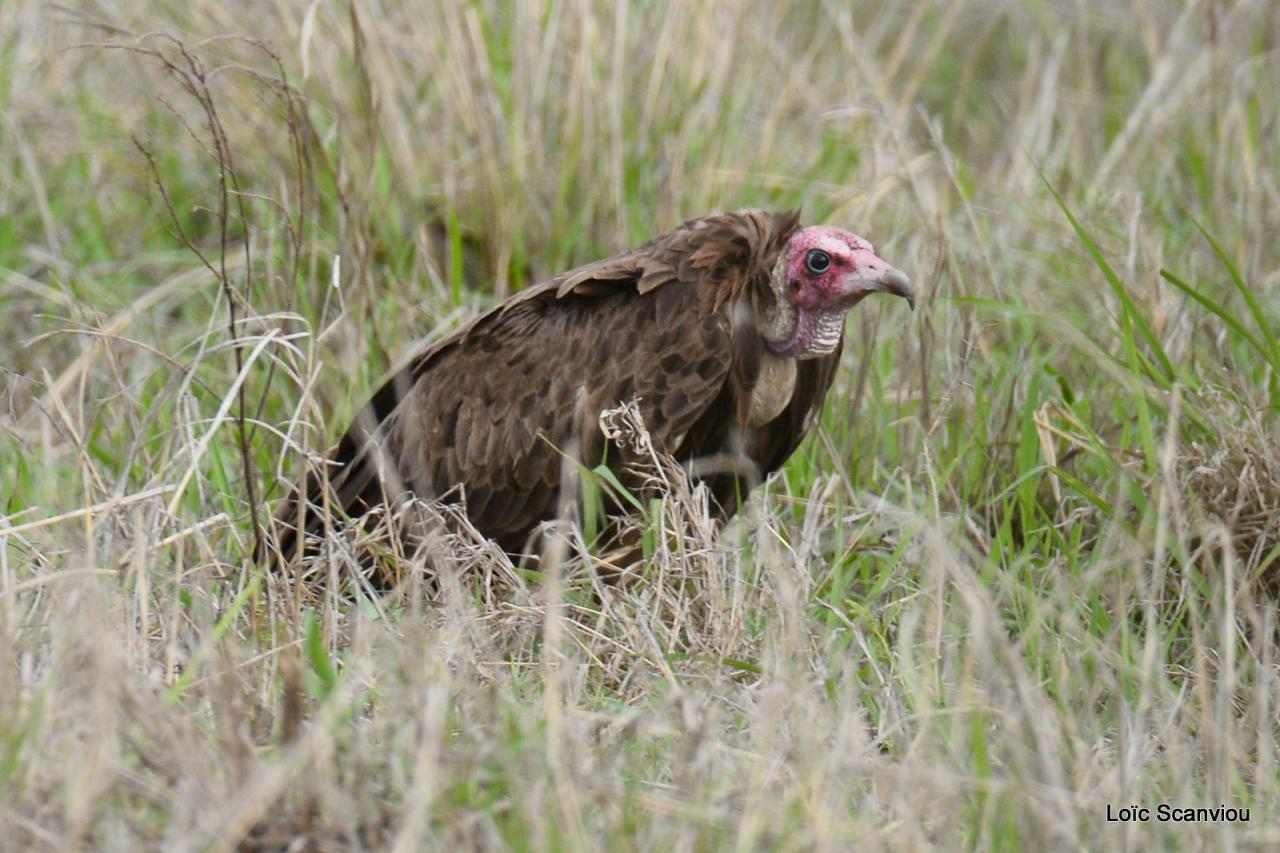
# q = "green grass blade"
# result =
<box><xmin>304</xmin><ymin>611</ymin><xmax>339</xmax><ymax>700</ymax></box>
<box><xmin>1043</xmin><ymin>177</ymin><xmax>1176</xmax><ymax>388</ymax></box>
<box><xmin>592</xmin><ymin>464</ymin><xmax>646</xmax><ymax>512</ymax></box>
<box><xmin>1160</xmin><ymin>268</ymin><xmax>1277</xmax><ymax>371</ymax></box>
<box><xmin>1189</xmin><ymin>213</ymin><xmax>1279</xmax><ymax>361</ymax></box>
<box><xmin>163</xmin><ymin>568</ymin><xmax>262</xmax><ymax>706</ymax></box>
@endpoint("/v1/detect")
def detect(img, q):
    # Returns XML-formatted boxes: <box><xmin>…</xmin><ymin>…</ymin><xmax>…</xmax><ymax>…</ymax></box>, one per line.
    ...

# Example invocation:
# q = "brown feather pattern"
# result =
<box><xmin>266</xmin><ymin>210</ymin><xmax>842</xmax><ymax>577</ymax></box>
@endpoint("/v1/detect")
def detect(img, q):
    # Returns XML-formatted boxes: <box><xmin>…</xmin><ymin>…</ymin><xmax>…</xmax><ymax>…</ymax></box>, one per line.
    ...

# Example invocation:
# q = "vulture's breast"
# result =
<box><xmin>747</xmin><ymin>351</ymin><xmax>797</xmax><ymax>427</ymax></box>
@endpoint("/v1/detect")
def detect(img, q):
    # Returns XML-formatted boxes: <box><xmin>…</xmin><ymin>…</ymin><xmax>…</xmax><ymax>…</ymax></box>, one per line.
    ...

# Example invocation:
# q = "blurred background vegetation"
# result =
<box><xmin>1</xmin><ymin>1</ymin><xmax>1278</xmax><ymax>848</ymax></box>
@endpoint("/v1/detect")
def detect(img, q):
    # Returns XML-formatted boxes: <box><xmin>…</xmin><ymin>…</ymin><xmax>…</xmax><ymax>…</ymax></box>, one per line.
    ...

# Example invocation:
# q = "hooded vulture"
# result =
<box><xmin>266</xmin><ymin>210</ymin><xmax>913</xmax><ymax>578</ymax></box>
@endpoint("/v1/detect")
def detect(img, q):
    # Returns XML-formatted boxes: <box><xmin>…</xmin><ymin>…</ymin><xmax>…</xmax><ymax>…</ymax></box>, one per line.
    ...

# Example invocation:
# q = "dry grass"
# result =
<box><xmin>2</xmin><ymin>0</ymin><xmax>1280</xmax><ymax>848</ymax></box>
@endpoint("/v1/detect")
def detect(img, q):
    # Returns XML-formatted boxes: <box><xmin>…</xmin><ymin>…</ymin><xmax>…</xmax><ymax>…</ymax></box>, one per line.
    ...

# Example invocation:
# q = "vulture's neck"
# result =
<box><xmin>755</xmin><ymin>253</ymin><xmax>797</xmax><ymax>347</ymax></box>
<box><xmin>744</xmin><ymin>252</ymin><xmax>800</xmax><ymax>426</ymax></box>
<box><xmin>747</xmin><ymin>351</ymin><xmax>797</xmax><ymax>426</ymax></box>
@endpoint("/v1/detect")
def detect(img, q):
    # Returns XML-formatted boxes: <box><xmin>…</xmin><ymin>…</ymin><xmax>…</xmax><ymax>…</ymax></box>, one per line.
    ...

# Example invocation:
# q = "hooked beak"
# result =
<box><xmin>845</xmin><ymin>265</ymin><xmax>915</xmax><ymax>311</ymax></box>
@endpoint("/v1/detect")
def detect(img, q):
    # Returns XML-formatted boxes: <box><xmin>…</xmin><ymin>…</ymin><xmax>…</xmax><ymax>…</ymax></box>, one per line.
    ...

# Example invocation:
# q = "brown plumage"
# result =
<box><xmin>265</xmin><ymin>210</ymin><xmax>913</xmax><ymax>578</ymax></box>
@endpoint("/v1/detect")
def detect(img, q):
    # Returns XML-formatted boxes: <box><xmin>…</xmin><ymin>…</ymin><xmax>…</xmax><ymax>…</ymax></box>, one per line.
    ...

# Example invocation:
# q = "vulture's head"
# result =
<box><xmin>760</xmin><ymin>225</ymin><xmax>913</xmax><ymax>359</ymax></box>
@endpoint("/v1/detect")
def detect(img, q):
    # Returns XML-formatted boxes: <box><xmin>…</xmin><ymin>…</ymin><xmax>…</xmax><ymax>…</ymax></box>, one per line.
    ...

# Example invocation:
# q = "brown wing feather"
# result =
<box><xmin>266</xmin><ymin>210</ymin><xmax>805</xmax><ymax>569</ymax></box>
<box><xmin>393</xmin><ymin>282</ymin><xmax>737</xmax><ymax>552</ymax></box>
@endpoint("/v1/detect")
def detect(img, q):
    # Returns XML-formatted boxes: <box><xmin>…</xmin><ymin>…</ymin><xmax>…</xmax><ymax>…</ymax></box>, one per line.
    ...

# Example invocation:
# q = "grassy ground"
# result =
<box><xmin>2</xmin><ymin>0</ymin><xmax>1279</xmax><ymax>848</ymax></box>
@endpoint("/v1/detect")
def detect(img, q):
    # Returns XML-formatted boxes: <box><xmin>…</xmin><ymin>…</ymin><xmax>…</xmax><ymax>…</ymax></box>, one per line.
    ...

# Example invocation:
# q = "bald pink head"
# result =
<box><xmin>762</xmin><ymin>225</ymin><xmax>913</xmax><ymax>358</ymax></box>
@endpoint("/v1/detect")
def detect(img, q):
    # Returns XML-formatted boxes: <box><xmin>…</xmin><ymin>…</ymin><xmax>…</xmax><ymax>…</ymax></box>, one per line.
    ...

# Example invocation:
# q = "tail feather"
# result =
<box><xmin>258</xmin><ymin>409</ymin><xmax>402</xmax><ymax>570</ymax></box>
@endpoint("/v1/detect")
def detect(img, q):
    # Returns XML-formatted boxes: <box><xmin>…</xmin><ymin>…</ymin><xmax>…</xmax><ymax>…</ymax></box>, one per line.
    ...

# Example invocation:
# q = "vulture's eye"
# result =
<box><xmin>805</xmin><ymin>249</ymin><xmax>831</xmax><ymax>275</ymax></box>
